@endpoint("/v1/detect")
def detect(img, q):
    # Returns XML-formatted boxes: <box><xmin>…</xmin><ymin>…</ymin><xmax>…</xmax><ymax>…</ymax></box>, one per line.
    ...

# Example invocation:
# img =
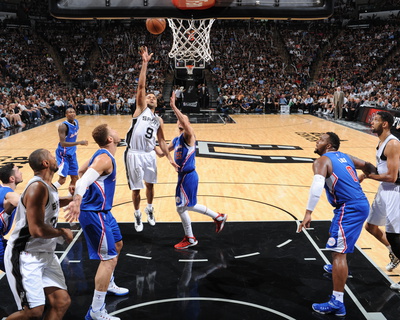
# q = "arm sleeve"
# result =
<box><xmin>74</xmin><ymin>167</ymin><xmax>101</xmax><ymax>197</ymax></box>
<box><xmin>306</xmin><ymin>174</ymin><xmax>325</xmax><ymax>212</ymax></box>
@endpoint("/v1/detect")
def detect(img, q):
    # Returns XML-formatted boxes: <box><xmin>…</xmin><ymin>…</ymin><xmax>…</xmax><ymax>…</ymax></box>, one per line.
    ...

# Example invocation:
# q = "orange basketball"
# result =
<box><xmin>146</xmin><ymin>18</ymin><xmax>167</xmax><ymax>35</ymax></box>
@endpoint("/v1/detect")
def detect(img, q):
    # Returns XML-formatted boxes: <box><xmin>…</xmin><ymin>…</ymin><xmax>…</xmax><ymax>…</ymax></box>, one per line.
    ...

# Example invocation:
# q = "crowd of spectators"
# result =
<box><xmin>0</xmin><ymin>4</ymin><xmax>399</xmax><ymax>135</ymax></box>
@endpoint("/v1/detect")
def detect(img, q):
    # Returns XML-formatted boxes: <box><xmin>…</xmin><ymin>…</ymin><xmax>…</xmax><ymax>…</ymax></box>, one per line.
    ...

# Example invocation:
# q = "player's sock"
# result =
<box><xmin>332</xmin><ymin>291</ymin><xmax>344</xmax><ymax>303</ymax></box>
<box><xmin>91</xmin><ymin>290</ymin><xmax>106</xmax><ymax>312</ymax></box>
<box><xmin>190</xmin><ymin>204</ymin><xmax>218</xmax><ymax>220</ymax></box>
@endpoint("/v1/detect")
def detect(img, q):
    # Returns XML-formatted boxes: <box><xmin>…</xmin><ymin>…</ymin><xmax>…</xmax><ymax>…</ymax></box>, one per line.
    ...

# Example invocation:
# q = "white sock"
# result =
<box><xmin>91</xmin><ymin>290</ymin><xmax>106</xmax><ymax>312</ymax></box>
<box><xmin>190</xmin><ymin>204</ymin><xmax>218</xmax><ymax>220</ymax></box>
<box><xmin>53</xmin><ymin>181</ymin><xmax>61</xmax><ymax>189</ymax></box>
<box><xmin>135</xmin><ymin>210</ymin><xmax>141</xmax><ymax>217</ymax></box>
<box><xmin>177</xmin><ymin>207</ymin><xmax>194</xmax><ymax>238</ymax></box>
<box><xmin>387</xmin><ymin>245</ymin><xmax>393</xmax><ymax>254</ymax></box>
<box><xmin>147</xmin><ymin>204</ymin><xmax>153</xmax><ymax>211</ymax></box>
<box><xmin>332</xmin><ymin>291</ymin><xmax>344</xmax><ymax>303</ymax></box>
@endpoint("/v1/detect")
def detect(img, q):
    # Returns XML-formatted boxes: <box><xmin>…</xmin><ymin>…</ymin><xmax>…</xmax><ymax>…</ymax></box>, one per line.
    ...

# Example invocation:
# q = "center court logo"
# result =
<box><xmin>195</xmin><ymin>141</ymin><xmax>315</xmax><ymax>164</ymax></box>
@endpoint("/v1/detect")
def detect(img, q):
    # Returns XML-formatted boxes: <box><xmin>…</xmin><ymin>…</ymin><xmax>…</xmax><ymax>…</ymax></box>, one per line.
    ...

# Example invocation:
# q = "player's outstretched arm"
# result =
<box><xmin>134</xmin><ymin>46</ymin><xmax>154</xmax><ymax>117</ymax></box>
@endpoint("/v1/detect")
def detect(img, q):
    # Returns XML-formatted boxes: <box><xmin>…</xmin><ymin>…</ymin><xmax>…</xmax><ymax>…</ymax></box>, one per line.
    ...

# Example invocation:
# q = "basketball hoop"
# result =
<box><xmin>186</xmin><ymin>65</ymin><xmax>194</xmax><ymax>75</ymax></box>
<box><xmin>167</xmin><ymin>18</ymin><xmax>215</xmax><ymax>64</ymax></box>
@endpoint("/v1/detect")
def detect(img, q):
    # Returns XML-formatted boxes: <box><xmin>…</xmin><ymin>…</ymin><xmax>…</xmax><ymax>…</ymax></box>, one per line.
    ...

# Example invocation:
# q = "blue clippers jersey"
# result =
<box><xmin>172</xmin><ymin>134</ymin><xmax>196</xmax><ymax>173</ymax></box>
<box><xmin>80</xmin><ymin>149</ymin><xmax>116</xmax><ymax>211</ymax></box>
<box><xmin>0</xmin><ymin>186</ymin><xmax>15</xmax><ymax>237</ymax></box>
<box><xmin>323</xmin><ymin>151</ymin><xmax>367</xmax><ymax>206</ymax></box>
<box><xmin>56</xmin><ymin>120</ymin><xmax>79</xmax><ymax>156</ymax></box>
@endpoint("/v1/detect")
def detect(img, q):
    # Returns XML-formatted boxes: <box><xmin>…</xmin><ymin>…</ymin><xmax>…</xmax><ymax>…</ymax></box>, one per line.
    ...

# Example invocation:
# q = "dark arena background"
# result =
<box><xmin>0</xmin><ymin>0</ymin><xmax>400</xmax><ymax>319</ymax></box>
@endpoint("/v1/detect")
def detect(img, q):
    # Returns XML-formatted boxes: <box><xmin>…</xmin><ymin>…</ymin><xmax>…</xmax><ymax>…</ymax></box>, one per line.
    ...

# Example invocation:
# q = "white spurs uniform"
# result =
<box><xmin>124</xmin><ymin>107</ymin><xmax>161</xmax><ymax>190</ymax></box>
<box><xmin>4</xmin><ymin>176</ymin><xmax>67</xmax><ymax>309</ymax></box>
<box><xmin>367</xmin><ymin>134</ymin><xmax>400</xmax><ymax>233</ymax></box>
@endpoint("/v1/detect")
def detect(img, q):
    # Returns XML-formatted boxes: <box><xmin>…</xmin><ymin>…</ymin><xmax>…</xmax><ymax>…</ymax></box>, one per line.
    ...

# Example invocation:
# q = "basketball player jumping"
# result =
<box><xmin>124</xmin><ymin>46</ymin><xmax>178</xmax><ymax>232</ymax></box>
<box><xmin>156</xmin><ymin>92</ymin><xmax>227</xmax><ymax>249</ymax></box>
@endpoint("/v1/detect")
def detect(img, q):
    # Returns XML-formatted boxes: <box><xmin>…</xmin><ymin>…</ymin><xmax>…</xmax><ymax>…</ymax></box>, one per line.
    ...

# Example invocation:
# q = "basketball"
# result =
<box><xmin>146</xmin><ymin>18</ymin><xmax>167</xmax><ymax>35</ymax></box>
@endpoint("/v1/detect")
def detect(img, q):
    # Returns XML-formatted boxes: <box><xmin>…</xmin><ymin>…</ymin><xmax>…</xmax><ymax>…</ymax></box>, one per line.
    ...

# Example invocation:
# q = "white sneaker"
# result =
<box><xmin>390</xmin><ymin>282</ymin><xmax>400</xmax><ymax>291</ymax></box>
<box><xmin>134</xmin><ymin>212</ymin><xmax>143</xmax><ymax>232</ymax></box>
<box><xmin>386</xmin><ymin>253</ymin><xmax>400</xmax><ymax>272</ymax></box>
<box><xmin>85</xmin><ymin>303</ymin><xmax>120</xmax><ymax>320</ymax></box>
<box><xmin>145</xmin><ymin>207</ymin><xmax>156</xmax><ymax>226</ymax></box>
<box><xmin>107</xmin><ymin>281</ymin><xmax>129</xmax><ymax>296</ymax></box>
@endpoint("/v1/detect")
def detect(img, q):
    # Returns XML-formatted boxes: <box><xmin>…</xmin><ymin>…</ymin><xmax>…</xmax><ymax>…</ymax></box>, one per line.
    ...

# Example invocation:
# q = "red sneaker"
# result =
<box><xmin>174</xmin><ymin>236</ymin><xmax>198</xmax><ymax>250</ymax></box>
<box><xmin>214</xmin><ymin>213</ymin><xmax>228</xmax><ymax>233</ymax></box>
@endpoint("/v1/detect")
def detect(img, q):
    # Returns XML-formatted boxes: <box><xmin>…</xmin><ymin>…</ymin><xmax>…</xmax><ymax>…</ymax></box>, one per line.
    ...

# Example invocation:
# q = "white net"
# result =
<box><xmin>167</xmin><ymin>18</ymin><xmax>215</xmax><ymax>63</ymax></box>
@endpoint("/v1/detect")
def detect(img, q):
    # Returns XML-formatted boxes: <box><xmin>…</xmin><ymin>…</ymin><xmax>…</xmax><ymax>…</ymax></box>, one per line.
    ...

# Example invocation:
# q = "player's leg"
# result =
<box><xmin>54</xmin><ymin>152</ymin><xmax>68</xmax><ymax>189</ymax></box>
<box><xmin>365</xmin><ymin>188</ymin><xmax>397</xmax><ymax>271</ymax></box>
<box><xmin>80</xmin><ymin>211</ymin><xmax>121</xmax><ymax>319</ymax></box>
<box><xmin>175</xmin><ymin>205</ymin><xmax>197</xmax><ymax>250</ymax></box>
<box><xmin>189</xmin><ymin>204</ymin><xmax>228</xmax><ymax>233</ymax></box>
<box><xmin>44</xmin><ymin>287</ymin><xmax>71</xmax><ymax>320</ymax></box>
<box><xmin>125</xmin><ymin>149</ymin><xmax>145</xmax><ymax>232</ymax></box>
<box><xmin>143</xmin><ymin>152</ymin><xmax>158</xmax><ymax>226</ymax></box>
<box><xmin>67</xmin><ymin>153</ymin><xmax>80</xmax><ymax>195</ymax></box>
<box><xmin>106</xmin><ymin>215</ymin><xmax>129</xmax><ymax>297</ymax></box>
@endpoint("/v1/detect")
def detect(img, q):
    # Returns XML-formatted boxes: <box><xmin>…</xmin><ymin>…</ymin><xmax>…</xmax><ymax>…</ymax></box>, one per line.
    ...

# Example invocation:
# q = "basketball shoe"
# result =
<box><xmin>107</xmin><ymin>280</ymin><xmax>129</xmax><ymax>296</ymax></box>
<box><xmin>386</xmin><ymin>253</ymin><xmax>400</xmax><ymax>272</ymax></box>
<box><xmin>390</xmin><ymin>281</ymin><xmax>400</xmax><ymax>291</ymax></box>
<box><xmin>214</xmin><ymin>213</ymin><xmax>228</xmax><ymax>233</ymax></box>
<box><xmin>134</xmin><ymin>212</ymin><xmax>143</xmax><ymax>232</ymax></box>
<box><xmin>312</xmin><ymin>296</ymin><xmax>346</xmax><ymax>316</ymax></box>
<box><xmin>145</xmin><ymin>207</ymin><xmax>156</xmax><ymax>226</ymax></box>
<box><xmin>174</xmin><ymin>236</ymin><xmax>198</xmax><ymax>250</ymax></box>
<box><xmin>85</xmin><ymin>303</ymin><xmax>120</xmax><ymax>320</ymax></box>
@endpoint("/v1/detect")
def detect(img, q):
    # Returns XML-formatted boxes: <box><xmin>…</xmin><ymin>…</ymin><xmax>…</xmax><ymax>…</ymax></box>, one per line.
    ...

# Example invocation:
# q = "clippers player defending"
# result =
<box><xmin>363</xmin><ymin>112</ymin><xmax>400</xmax><ymax>286</ymax></box>
<box><xmin>54</xmin><ymin>108</ymin><xmax>88</xmax><ymax>194</ymax></box>
<box><xmin>4</xmin><ymin>149</ymin><xmax>73</xmax><ymax>320</ymax></box>
<box><xmin>0</xmin><ymin>164</ymin><xmax>23</xmax><ymax>272</ymax></box>
<box><xmin>157</xmin><ymin>92</ymin><xmax>227</xmax><ymax>249</ymax></box>
<box><xmin>124</xmin><ymin>46</ymin><xmax>177</xmax><ymax>232</ymax></box>
<box><xmin>298</xmin><ymin>132</ymin><xmax>372</xmax><ymax>316</ymax></box>
<box><xmin>65</xmin><ymin>124</ymin><xmax>128</xmax><ymax>320</ymax></box>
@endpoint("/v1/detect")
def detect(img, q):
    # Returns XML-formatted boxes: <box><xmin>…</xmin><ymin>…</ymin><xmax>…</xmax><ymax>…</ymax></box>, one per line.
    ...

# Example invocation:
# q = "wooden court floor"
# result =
<box><xmin>0</xmin><ymin>113</ymin><xmax>397</xmax><ymax>282</ymax></box>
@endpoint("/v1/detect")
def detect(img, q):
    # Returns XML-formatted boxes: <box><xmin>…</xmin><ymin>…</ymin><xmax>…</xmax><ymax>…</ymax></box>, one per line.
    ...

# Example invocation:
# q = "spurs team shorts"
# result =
<box><xmin>175</xmin><ymin>171</ymin><xmax>198</xmax><ymax>207</ymax></box>
<box><xmin>124</xmin><ymin>149</ymin><xmax>157</xmax><ymax>190</ymax></box>
<box><xmin>4</xmin><ymin>249</ymin><xmax>67</xmax><ymax>309</ymax></box>
<box><xmin>56</xmin><ymin>152</ymin><xmax>79</xmax><ymax>177</ymax></box>
<box><xmin>79</xmin><ymin>210</ymin><xmax>122</xmax><ymax>260</ymax></box>
<box><xmin>326</xmin><ymin>199</ymin><xmax>369</xmax><ymax>254</ymax></box>
<box><xmin>367</xmin><ymin>183</ymin><xmax>400</xmax><ymax>233</ymax></box>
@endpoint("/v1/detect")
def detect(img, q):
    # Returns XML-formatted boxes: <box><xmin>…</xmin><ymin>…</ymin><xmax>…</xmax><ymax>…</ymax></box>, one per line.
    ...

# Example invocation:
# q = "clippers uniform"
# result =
<box><xmin>56</xmin><ymin>119</ymin><xmax>80</xmax><ymax>177</ymax></box>
<box><xmin>4</xmin><ymin>177</ymin><xmax>67</xmax><ymax>310</ymax></box>
<box><xmin>124</xmin><ymin>108</ymin><xmax>160</xmax><ymax>189</ymax></box>
<box><xmin>323</xmin><ymin>151</ymin><xmax>369</xmax><ymax>253</ymax></box>
<box><xmin>79</xmin><ymin>149</ymin><xmax>122</xmax><ymax>260</ymax></box>
<box><xmin>367</xmin><ymin>134</ymin><xmax>400</xmax><ymax>233</ymax></box>
<box><xmin>173</xmin><ymin>133</ymin><xmax>197</xmax><ymax>207</ymax></box>
<box><xmin>0</xmin><ymin>186</ymin><xmax>15</xmax><ymax>272</ymax></box>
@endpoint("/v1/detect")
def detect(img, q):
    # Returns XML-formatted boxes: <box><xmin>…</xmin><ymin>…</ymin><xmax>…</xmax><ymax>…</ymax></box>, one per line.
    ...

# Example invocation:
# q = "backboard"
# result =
<box><xmin>50</xmin><ymin>0</ymin><xmax>334</xmax><ymax>20</ymax></box>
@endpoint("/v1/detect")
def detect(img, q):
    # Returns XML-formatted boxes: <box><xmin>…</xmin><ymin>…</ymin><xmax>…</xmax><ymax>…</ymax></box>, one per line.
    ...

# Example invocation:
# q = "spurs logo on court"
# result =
<box><xmin>196</xmin><ymin>141</ymin><xmax>315</xmax><ymax>163</ymax></box>
<box><xmin>0</xmin><ymin>156</ymin><xmax>29</xmax><ymax>169</ymax></box>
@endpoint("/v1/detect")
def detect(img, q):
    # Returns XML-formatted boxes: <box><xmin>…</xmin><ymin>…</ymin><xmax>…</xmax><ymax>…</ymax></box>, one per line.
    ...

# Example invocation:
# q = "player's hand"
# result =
<box><xmin>139</xmin><ymin>46</ymin><xmax>153</xmax><ymax>63</ymax></box>
<box><xmin>64</xmin><ymin>197</ymin><xmax>82</xmax><ymax>223</ymax></box>
<box><xmin>80</xmin><ymin>140</ymin><xmax>88</xmax><ymax>146</ymax></box>
<box><xmin>170</xmin><ymin>160</ymin><xmax>180</xmax><ymax>172</ymax></box>
<box><xmin>170</xmin><ymin>92</ymin><xmax>176</xmax><ymax>108</ymax></box>
<box><xmin>297</xmin><ymin>212</ymin><xmax>312</xmax><ymax>233</ymax></box>
<box><xmin>60</xmin><ymin>228</ymin><xmax>73</xmax><ymax>244</ymax></box>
